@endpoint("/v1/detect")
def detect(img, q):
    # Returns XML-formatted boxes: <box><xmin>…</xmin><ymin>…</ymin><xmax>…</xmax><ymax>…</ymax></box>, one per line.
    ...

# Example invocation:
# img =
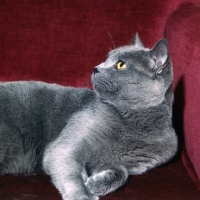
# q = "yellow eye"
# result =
<box><xmin>116</xmin><ymin>61</ymin><xmax>126</xmax><ymax>70</ymax></box>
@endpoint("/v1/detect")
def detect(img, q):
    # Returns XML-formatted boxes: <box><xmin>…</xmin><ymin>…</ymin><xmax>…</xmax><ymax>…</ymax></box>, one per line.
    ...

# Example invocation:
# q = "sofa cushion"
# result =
<box><xmin>166</xmin><ymin>2</ymin><xmax>200</xmax><ymax>182</ymax></box>
<box><xmin>1</xmin><ymin>160</ymin><xmax>200</xmax><ymax>199</ymax></box>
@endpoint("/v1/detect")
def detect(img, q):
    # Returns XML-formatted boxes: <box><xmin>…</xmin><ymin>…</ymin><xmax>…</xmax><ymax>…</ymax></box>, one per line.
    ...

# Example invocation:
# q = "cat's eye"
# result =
<box><xmin>116</xmin><ymin>61</ymin><xmax>126</xmax><ymax>70</ymax></box>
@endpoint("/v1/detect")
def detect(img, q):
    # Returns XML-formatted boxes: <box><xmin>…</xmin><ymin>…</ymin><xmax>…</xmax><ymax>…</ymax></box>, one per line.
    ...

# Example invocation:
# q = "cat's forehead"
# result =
<box><xmin>105</xmin><ymin>45</ymin><xmax>155</xmax><ymax>74</ymax></box>
<box><xmin>108</xmin><ymin>45</ymin><xmax>149</xmax><ymax>60</ymax></box>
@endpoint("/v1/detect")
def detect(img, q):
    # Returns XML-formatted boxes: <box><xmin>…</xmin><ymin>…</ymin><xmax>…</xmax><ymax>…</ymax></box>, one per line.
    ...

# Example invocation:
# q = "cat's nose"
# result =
<box><xmin>94</xmin><ymin>67</ymin><xmax>99</xmax><ymax>75</ymax></box>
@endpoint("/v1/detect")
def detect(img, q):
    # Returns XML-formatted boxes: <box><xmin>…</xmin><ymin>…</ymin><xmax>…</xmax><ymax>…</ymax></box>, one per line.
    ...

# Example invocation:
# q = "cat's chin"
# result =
<box><xmin>92</xmin><ymin>83</ymin><xmax>118</xmax><ymax>101</ymax></box>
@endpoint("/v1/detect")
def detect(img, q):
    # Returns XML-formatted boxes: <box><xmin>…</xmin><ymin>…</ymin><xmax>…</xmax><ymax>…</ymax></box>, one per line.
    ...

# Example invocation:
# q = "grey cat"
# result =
<box><xmin>0</xmin><ymin>34</ymin><xmax>177</xmax><ymax>200</ymax></box>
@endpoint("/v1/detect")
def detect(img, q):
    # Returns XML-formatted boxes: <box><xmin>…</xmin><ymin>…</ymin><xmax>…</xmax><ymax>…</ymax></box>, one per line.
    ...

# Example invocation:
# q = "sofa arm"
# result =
<box><xmin>165</xmin><ymin>2</ymin><xmax>200</xmax><ymax>183</ymax></box>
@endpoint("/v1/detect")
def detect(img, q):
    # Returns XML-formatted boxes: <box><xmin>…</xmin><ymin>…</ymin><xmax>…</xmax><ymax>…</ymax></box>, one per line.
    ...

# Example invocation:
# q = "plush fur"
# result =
<box><xmin>0</xmin><ymin>35</ymin><xmax>177</xmax><ymax>200</ymax></box>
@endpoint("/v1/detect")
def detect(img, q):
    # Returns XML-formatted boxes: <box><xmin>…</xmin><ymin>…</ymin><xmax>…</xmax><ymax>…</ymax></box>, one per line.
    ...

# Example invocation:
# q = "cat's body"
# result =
<box><xmin>0</xmin><ymin>35</ymin><xmax>177</xmax><ymax>200</ymax></box>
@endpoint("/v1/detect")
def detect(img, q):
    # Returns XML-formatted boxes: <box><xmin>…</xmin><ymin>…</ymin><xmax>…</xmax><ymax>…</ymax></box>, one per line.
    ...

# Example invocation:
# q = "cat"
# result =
<box><xmin>0</xmin><ymin>34</ymin><xmax>177</xmax><ymax>200</ymax></box>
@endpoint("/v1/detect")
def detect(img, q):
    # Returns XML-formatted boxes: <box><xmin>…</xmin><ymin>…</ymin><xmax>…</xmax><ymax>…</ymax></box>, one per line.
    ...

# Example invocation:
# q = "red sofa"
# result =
<box><xmin>1</xmin><ymin>0</ymin><xmax>200</xmax><ymax>199</ymax></box>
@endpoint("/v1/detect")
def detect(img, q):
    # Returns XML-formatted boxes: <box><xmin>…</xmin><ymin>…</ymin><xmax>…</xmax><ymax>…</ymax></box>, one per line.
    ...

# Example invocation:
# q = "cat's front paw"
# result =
<box><xmin>86</xmin><ymin>177</ymin><xmax>102</xmax><ymax>196</ymax></box>
<box><xmin>85</xmin><ymin>171</ymin><xmax>111</xmax><ymax>196</ymax></box>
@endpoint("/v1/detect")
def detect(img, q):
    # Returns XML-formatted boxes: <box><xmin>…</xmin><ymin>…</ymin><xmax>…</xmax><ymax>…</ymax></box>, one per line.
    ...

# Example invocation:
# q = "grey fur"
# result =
<box><xmin>0</xmin><ymin>35</ymin><xmax>177</xmax><ymax>200</ymax></box>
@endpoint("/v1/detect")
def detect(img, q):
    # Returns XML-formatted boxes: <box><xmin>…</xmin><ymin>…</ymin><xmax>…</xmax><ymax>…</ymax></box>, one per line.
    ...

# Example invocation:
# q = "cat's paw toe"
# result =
<box><xmin>85</xmin><ymin>177</ymin><xmax>96</xmax><ymax>194</ymax></box>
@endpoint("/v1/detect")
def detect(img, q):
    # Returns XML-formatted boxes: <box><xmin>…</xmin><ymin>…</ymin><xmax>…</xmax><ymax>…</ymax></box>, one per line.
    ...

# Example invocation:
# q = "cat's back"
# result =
<box><xmin>0</xmin><ymin>81</ymin><xmax>90</xmax><ymax>100</ymax></box>
<box><xmin>0</xmin><ymin>81</ymin><xmax>94</xmax><ymax>109</ymax></box>
<box><xmin>0</xmin><ymin>81</ymin><xmax>95</xmax><ymax>136</ymax></box>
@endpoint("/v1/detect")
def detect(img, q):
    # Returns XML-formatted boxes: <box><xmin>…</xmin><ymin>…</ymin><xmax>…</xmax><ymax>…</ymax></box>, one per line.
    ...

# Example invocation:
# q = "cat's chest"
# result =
<box><xmin>75</xmin><ymin>106</ymin><xmax>125</xmax><ymax>136</ymax></box>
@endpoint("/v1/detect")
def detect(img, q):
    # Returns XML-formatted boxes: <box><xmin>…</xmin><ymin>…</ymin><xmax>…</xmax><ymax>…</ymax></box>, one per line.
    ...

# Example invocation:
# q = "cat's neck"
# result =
<box><xmin>100</xmin><ymin>86</ymin><xmax>173</xmax><ymax>120</ymax></box>
<box><xmin>102</xmin><ymin>98</ymin><xmax>172</xmax><ymax>126</ymax></box>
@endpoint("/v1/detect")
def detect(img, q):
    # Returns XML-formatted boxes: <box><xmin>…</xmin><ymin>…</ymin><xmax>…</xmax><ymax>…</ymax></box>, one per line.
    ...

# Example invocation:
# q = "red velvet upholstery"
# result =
<box><xmin>0</xmin><ymin>0</ymin><xmax>198</xmax><ymax>87</ymax></box>
<box><xmin>165</xmin><ymin>2</ymin><xmax>200</xmax><ymax>183</ymax></box>
<box><xmin>1</xmin><ymin>0</ymin><xmax>200</xmax><ymax>199</ymax></box>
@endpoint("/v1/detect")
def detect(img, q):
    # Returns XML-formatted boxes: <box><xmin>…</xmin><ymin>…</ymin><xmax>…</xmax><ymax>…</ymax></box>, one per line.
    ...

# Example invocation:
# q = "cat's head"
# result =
<box><xmin>92</xmin><ymin>34</ymin><xmax>173</xmax><ymax>109</ymax></box>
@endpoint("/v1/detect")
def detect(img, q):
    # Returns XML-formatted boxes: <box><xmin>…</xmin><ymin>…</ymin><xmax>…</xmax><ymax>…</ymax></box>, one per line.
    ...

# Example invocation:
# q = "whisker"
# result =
<box><xmin>104</xmin><ymin>23</ymin><xmax>116</xmax><ymax>49</ymax></box>
<box><xmin>98</xmin><ymin>38</ymin><xmax>112</xmax><ymax>51</ymax></box>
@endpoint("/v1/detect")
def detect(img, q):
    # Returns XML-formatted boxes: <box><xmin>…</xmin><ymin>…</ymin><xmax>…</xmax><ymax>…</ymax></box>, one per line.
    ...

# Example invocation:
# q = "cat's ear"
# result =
<box><xmin>133</xmin><ymin>33</ymin><xmax>144</xmax><ymax>48</ymax></box>
<box><xmin>150</xmin><ymin>39</ymin><xmax>168</xmax><ymax>75</ymax></box>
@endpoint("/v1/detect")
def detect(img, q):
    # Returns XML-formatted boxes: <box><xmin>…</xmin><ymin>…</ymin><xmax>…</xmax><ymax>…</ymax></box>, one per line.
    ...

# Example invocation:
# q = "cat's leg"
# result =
<box><xmin>43</xmin><ymin>146</ymin><xmax>98</xmax><ymax>200</ymax></box>
<box><xmin>85</xmin><ymin>164</ymin><xmax>129</xmax><ymax>196</ymax></box>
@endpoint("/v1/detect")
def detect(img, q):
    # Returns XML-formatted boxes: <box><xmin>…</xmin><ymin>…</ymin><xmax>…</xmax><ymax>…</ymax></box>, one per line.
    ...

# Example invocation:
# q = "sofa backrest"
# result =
<box><xmin>0</xmin><ymin>0</ymin><xmax>198</xmax><ymax>87</ymax></box>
